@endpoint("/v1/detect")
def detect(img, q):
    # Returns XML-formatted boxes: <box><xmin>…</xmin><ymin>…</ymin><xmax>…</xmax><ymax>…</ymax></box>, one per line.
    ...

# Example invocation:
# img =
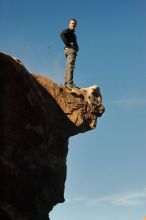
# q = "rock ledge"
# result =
<box><xmin>0</xmin><ymin>52</ymin><xmax>104</xmax><ymax>220</ymax></box>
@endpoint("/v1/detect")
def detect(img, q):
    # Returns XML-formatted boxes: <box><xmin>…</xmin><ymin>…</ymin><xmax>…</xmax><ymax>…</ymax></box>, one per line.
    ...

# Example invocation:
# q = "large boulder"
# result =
<box><xmin>0</xmin><ymin>52</ymin><xmax>104</xmax><ymax>220</ymax></box>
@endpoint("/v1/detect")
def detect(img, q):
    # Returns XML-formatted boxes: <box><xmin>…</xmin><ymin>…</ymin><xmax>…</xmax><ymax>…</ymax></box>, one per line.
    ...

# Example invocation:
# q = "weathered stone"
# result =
<box><xmin>33</xmin><ymin>74</ymin><xmax>104</xmax><ymax>133</ymax></box>
<box><xmin>0</xmin><ymin>52</ymin><xmax>104</xmax><ymax>220</ymax></box>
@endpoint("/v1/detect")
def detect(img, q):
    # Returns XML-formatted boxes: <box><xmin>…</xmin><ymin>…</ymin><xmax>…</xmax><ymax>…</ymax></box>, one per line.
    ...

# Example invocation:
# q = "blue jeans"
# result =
<box><xmin>64</xmin><ymin>48</ymin><xmax>77</xmax><ymax>84</ymax></box>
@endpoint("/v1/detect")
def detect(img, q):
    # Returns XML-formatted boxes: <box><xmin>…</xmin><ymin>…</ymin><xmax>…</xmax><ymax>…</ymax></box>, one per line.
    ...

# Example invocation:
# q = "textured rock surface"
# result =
<box><xmin>0</xmin><ymin>52</ymin><xmax>104</xmax><ymax>220</ymax></box>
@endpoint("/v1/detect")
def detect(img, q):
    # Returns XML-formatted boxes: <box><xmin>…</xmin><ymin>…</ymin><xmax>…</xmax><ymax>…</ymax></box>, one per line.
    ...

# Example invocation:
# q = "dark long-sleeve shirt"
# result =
<box><xmin>60</xmin><ymin>28</ymin><xmax>79</xmax><ymax>51</ymax></box>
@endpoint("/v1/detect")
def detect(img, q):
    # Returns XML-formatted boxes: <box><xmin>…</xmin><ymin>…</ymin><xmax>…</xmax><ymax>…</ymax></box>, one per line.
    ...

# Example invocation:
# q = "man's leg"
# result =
<box><xmin>64</xmin><ymin>48</ymin><xmax>76</xmax><ymax>85</ymax></box>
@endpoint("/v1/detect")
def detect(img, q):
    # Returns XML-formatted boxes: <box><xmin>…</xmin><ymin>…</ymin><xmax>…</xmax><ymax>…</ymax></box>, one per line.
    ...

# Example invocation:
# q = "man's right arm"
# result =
<box><xmin>60</xmin><ymin>29</ymin><xmax>69</xmax><ymax>47</ymax></box>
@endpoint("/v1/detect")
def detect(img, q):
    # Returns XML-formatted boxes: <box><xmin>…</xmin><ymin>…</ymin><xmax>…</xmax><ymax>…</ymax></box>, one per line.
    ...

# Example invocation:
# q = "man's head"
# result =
<box><xmin>69</xmin><ymin>19</ymin><xmax>77</xmax><ymax>30</ymax></box>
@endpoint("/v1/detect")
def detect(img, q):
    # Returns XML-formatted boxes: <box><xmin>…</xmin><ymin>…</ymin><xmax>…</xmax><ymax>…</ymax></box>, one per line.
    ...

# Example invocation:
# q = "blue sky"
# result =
<box><xmin>0</xmin><ymin>0</ymin><xmax>146</xmax><ymax>220</ymax></box>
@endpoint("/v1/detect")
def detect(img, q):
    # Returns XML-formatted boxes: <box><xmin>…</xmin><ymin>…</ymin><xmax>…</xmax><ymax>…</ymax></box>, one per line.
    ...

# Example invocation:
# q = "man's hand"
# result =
<box><xmin>70</xmin><ymin>42</ymin><xmax>76</xmax><ymax>49</ymax></box>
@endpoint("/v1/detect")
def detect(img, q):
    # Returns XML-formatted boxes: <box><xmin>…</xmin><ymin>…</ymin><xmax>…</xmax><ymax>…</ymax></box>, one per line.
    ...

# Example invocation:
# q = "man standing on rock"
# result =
<box><xmin>60</xmin><ymin>18</ymin><xmax>79</xmax><ymax>89</ymax></box>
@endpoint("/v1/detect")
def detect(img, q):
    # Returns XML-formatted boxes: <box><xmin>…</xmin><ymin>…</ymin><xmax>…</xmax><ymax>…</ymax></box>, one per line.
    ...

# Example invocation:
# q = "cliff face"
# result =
<box><xmin>0</xmin><ymin>52</ymin><xmax>104</xmax><ymax>220</ymax></box>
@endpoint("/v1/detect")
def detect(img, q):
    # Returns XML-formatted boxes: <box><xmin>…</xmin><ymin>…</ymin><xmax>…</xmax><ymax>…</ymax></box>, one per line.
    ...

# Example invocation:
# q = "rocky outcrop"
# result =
<box><xmin>0</xmin><ymin>52</ymin><xmax>104</xmax><ymax>220</ymax></box>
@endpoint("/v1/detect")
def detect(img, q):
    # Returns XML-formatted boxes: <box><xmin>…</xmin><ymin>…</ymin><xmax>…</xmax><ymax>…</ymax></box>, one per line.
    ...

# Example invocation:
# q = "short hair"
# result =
<box><xmin>70</xmin><ymin>18</ymin><xmax>77</xmax><ymax>24</ymax></box>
